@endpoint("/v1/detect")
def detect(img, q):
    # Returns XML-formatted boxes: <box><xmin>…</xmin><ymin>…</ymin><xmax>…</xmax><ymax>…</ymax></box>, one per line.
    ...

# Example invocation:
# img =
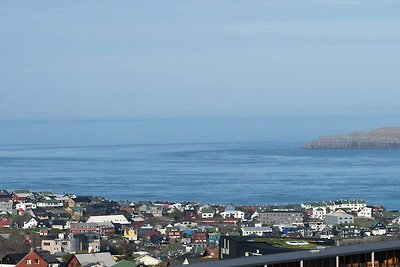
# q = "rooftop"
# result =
<box><xmin>184</xmin><ymin>239</ymin><xmax>400</xmax><ymax>267</ymax></box>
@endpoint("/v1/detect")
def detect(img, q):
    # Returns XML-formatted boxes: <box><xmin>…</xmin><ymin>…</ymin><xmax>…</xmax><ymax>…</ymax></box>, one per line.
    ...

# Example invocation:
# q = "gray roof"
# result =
<box><xmin>183</xmin><ymin>239</ymin><xmax>400</xmax><ymax>267</ymax></box>
<box><xmin>74</xmin><ymin>252</ymin><xmax>116</xmax><ymax>267</ymax></box>
<box><xmin>35</xmin><ymin>250</ymin><xmax>60</xmax><ymax>264</ymax></box>
<box><xmin>241</xmin><ymin>226</ymin><xmax>272</xmax><ymax>232</ymax></box>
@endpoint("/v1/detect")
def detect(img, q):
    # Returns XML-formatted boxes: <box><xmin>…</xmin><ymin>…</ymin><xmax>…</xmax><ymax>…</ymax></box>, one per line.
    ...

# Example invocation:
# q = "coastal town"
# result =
<box><xmin>0</xmin><ymin>189</ymin><xmax>400</xmax><ymax>266</ymax></box>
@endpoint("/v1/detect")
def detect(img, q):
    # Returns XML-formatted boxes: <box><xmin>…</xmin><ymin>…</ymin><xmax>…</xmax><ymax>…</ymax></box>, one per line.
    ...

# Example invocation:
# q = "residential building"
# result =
<box><xmin>357</xmin><ymin>206</ymin><xmax>373</xmax><ymax>218</ymax></box>
<box><xmin>0</xmin><ymin>216</ymin><xmax>12</xmax><ymax>228</ymax></box>
<box><xmin>123</xmin><ymin>226</ymin><xmax>138</xmax><ymax>241</ymax></box>
<box><xmin>0</xmin><ymin>200</ymin><xmax>13</xmax><ymax>214</ymax></box>
<box><xmin>16</xmin><ymin>250</ymin><xmax>60</xmax><ymax>267</ymax></box>
<box><xmin>86</xmin><ymin>215</ymin><xmax>130</xmax><ymax>225</ymax></box>
<box><xmin>334</xmin><ymin>224</ymin><xmax>362</xmax><ymax>238</ymax></box>
<box><xmin>220</xmin><ymin>210</ymin><xmax>245</xmax><ymax>220</ymax></box>
<box><xmin>67</xmin><ymin>253</ymin><xmax>116</xmax><ymax>267</ymax></box>
<box><xmin>41</xmin><ymin>237</ymin><xmax>77</xmax><ymax>255</ymax></box>
<box><xmin>12</xmin><ymin>190</ymin><xmax>33</xmax><ymax>202</ymax></box>
<box><xmin>241</xmin><ymin>226</ymin><xmax>273</xmax><ymax>236</ymax></box>
<box><xmin>199</xmin><ymin>206</ymin><xmax>215</xmax><ymax>218</ymax></box>
<box><xmin>324</xmin><ymin>210</ymin><xmax>354</xmax><ymax>226</ymax></box>
<box><xmin>36</xmin><ymin>200</ymin><xmax>64</xmax><ymax>208</ymax></box>
<box><xmin>258</xmin><ymin>210</ymin><xmax>304</xmax><ymax>226</ymax></box>
<box><xmin>69</xmin><ymin>222</ymin><xmax>115</xmax><ymax>236</ymax></box>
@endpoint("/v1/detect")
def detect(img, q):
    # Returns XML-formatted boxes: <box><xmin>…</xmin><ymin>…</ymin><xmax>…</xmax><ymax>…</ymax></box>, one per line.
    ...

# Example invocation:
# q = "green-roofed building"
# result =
<box><xmin>111</xmin><ymin>260</ymin><xmax>137</xmax><ymax>267</ymax></box>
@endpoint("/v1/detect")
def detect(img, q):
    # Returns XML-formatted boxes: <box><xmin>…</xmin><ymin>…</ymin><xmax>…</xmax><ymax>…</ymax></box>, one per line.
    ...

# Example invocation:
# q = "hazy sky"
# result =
<box><xmin>1</xmin><ymin>0</ymin><xmax>400</xmax><ymax>120</ymax></box>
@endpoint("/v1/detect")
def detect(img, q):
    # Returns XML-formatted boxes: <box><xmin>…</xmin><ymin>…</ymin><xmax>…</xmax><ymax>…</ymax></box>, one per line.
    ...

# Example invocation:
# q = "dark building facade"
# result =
<box><xmin>186</xmin><ymin>239</ymin><xmax>400</xmax><ymax>267</ymax></box>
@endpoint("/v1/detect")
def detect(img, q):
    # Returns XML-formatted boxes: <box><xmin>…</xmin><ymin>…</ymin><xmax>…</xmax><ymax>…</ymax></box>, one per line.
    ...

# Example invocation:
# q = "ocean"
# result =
<box><xmin>1</xmin><ymin>114</ymin><xmax>399</xmax><ymax>209</ymax></box>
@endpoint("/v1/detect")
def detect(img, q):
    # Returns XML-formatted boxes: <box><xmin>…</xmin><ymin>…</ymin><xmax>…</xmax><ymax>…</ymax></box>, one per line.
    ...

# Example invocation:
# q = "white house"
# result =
<box><xmin>36</xmin><ymin>199</ymin><xmax>64</xmax><ymax>208</ymax></box>
<box><xmin>199</xmin><ymin>206</ymin><xmax>215</xmax><ymax>218</ymax></box>
<box><xmin>356</xmin><ymin>207</ymin><xmax>372</xmax><ymax>218</ymax></box>
<box><xmin>168</xmin><ymin>203</ymin><xmax>184</xmax><ymax>212</ymax></box>
<box><xmin>23</xmin><ymin>217</ymin><xmax>38</xmax><ymax>229</ymax></box>
<box><xmin>241</xmin><ymin>226</ymin><xmax>272</xmax><ymax>236</ymax></box>
<box><xmin>251</xmin><ymin>211</ymin><xmax>259</xmax><ymax>220</ymax></box>
<box><xmin>86</xmin><ymin>215</ymin><xmax>130</xmax><ymax>225</ymax></box>
<box><xmin>16</xmin><ymin>202</ymin><xmax>37</xmax><ymax>211</ymax></box>
<box><xmin>220</xmin><ymin>210</ymin><xmax>245</xmax><ymax>220</ymax></box>
<box><xmin>324</xmin><ymin>210</ymin><xmax>354</xmax><ymax>226</ymax></box>
<box><xmin>311</xmin><ymin>207</ymin><xmax>327</xmax><ymax>220</ymax></box>
<box><xmin>134</xmin><ymin>255</ymin><xmax>162</xmax><ymax>266</ymax></box>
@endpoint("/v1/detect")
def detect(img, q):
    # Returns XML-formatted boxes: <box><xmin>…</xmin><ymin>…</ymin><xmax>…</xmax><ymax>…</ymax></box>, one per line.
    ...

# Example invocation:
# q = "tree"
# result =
<box><xmin>168</xmin><ymin>208</ymin><xmax>183</xmax><ymax>221</ymax></box>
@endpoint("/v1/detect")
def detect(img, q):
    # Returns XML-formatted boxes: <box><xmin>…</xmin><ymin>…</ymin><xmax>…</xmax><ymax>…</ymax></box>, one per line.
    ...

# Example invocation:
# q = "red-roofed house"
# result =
<box><xmin>0</xmin><ymin>217</ymin><xmax>12</xmax><ymax>228</ymax></box>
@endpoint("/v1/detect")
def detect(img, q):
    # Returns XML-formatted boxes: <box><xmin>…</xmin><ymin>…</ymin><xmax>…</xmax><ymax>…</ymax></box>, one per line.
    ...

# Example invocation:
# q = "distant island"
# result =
<box><xmin>304</xmin><ymin>127</ymin><xmax>400</xmax><ymax>149</ymax></box>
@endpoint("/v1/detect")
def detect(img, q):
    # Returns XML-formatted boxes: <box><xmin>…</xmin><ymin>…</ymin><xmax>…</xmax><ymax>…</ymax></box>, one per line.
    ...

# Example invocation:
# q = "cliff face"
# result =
<box><xmin>304</xmin><ymin>127</ymin><xmax>400</xmax><ymax>149</ymax></box>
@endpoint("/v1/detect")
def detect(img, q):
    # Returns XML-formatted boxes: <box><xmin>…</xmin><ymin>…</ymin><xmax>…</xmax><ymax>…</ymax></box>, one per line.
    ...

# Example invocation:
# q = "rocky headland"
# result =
<box><xmin>304</xmin><ymin>127</ymin><xmax>400</xmax><ymax>149</ymax></box>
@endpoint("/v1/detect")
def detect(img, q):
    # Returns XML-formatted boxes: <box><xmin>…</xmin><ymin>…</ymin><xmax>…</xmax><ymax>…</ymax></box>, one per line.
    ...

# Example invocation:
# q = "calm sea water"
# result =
<box><xmin>0</xmin><ymin>115</ymin><xmax>399</xmax><ymax>209</ymax></box>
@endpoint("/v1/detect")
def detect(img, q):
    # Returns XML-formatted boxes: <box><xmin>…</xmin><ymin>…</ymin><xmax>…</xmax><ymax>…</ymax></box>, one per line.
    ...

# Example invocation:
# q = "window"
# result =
<box><xmin>27</xmin><ymin>260</ymin><xmax>32</xmax><ymax>265</ymax></box>
<box><xmin>35</xmin><ymin>259</ymin><xmax>40</xmax><ymax>264</ymax></box>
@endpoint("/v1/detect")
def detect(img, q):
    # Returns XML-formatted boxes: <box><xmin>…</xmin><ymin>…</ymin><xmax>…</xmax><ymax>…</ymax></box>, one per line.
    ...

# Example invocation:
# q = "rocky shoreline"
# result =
<box><xmin>304</xmin><ymin>127</ymin><xmax>400</xmax><ymax>149</ymax></box>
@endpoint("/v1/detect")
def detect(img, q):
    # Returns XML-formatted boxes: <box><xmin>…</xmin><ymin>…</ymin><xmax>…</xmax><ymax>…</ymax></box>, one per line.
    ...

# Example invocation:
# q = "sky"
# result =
<box><xmin>1</xmin><ymin>0</ymin><xmax>400</xmax><ymax>120</ymax></box>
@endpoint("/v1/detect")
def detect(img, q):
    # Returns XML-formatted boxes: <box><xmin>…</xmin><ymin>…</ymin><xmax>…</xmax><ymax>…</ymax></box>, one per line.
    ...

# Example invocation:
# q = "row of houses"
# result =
<box><xmin>3</xmin><ymin>188</ymin><xmax>400</xmax><ymax>266</ymax></box>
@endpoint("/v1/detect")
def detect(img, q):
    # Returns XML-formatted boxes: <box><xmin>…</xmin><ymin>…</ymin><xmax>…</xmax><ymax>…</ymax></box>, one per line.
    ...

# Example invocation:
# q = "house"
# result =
<box><xmin>218</xmin><ymin>224</ymin><xmax>239</xmax><ymax>235</ymax></box>
<box><xmin>133</xmin><ymin>255</ymin><xmax>162</xmax><ymax>267</ymax></box>
<box><xmin>36</xmin><ymin>199</ymin><xmax>64</xmax><ymax>208</ymax></box>
<box><xmin>334</xmin><ymin>224</ymin><xmax>362</xmax><ymax>238</ymax></box>
<box><xmin>37</xmin><ymin>220</ymin><xmax>51</xmax><ymax>229</ymax></box>
<box><xmin>0</xmin><ymin>190</ymin><xmax>12</xmax><ymax>201</ymax></box>
<box><xmin>258</xmin><ymin>208</ymin><xmax>304</xmax><ymax>226</ymax></box>
<box><xmin>15</xmin><ymin>202</ymin><xmax>37</xmax><ymax>212</ymax></box>
<box><xmin>166</xmin><ymin>227</ymin><xmax>181</xmax><ymax>239</ymax></box>
<box><xmin>241</xmin><ymin>226</ymin><xmax>272</xmax><ymax>236</ymax></box>
<box><xmin>110</xmin><ymin>260</ymin><xmax>137</xmax><ymax>267</ymax></box>
<box><xmin>27</xmin><ymin>208</ymin><xmax>49</xmax><ymax>221</ymax></box>
<box><xmin>136</xmin><ymin>203</ymin><xmax>164</xmax><ymax>217</ymax></box>
<box><xmin>47</xmin><ymin>209</ymin><xmax>71</xmax><ymax>221</ymax></box>
<box><xmin>123</xmin><ymin>226</ymin><xmax>138</xmax><ymax>241</ymax></box>
<box><xmin>371</xmin><ymin>221</ymin><xmax>387</xmax><ymax>236</ymax></box>
<box><xmin>138</xmin><ymin>224</ymin><xmax>159</xmax><ymax>238</ymax></box>
<box><xmin>315</xmin><ymin>224</ymin><xmax>333</xmax><ymax>239</ymax></box>
<box><xmin>41</xmin><ymin>237</ymin><xmax>77</xmax><ymax>255</ymax></box>
<box><xmin>220</xmin><ymin>206</ymin><xmax>245</xmax><ymax>221</ymax></box>
<box><xmin>15</xmin><ymin>249</ymin><xmax>60</xmax><ymax>267</ymax></box>
<box><xmin>1</xmin><ymin>253</ymin><xmax>27</xmax><ymax>267</ymax></box>
<box><xmin>131</xmin><ymin>217</ymin><xmax>145</xmax><ymax>228</ymax></box>
<box><xmin>0</xmin><ymin>199</ymin><xmax>13</xmax><ymax>214</ymax></box>
<box><xmin>191</xmin><ymin>231</ymin><xmax>208</xmax><ymax>244</ymax></box>
<box><xmin>311</xmin><ymin>207</ymin><xmax>327</xmax><ymax>220</ymax></box>
<box><xmin>85</xmin><ymin>203</ymin><xmax>112</xmax><ymax>216</ymax></box>
<box><xmin>199</xmin><ymin>206</ymin><xmax>215</xmax><ymax>218</ymax></box>
<box><xmin>51</xmin><ymin>220</ymin><xmax>68</xmax><ymax>230</ymax></box>
<box><xmin>67</xmin><ymin>253</ymin><xmax>116</xmax><ymax>267</ymax></box>
<box><xmin>357</xmin><ymin>206</ymin><xmax>373</xmax><ymax>218</ymax></box>
<box><xmin>86</xmin><ymin>215</ymin><xmax>130</xmax><ymax>225</ymax></box>
<box><xmin>12</xmin><ymin>190</ymin><xmax>33</xmax><ymax>202</ymax></box>
<box><xmin>70</xmin><ymin>233</ymin><xmax>101</xmax><ymax>253</ymax></box>
<box><xmin>332</xmin><ymin>199</ymin><xmax>366</xmax><ymax>212</ymax></box>
<box><xmin>69</xmin><ymin>222</ymin><xmax>115</xmax><ymax>236</ymax></box>
<box><xmin>0</xmin><ymin>216</ymin><xmax>12</xmax><ymax>228</ymax></box>
<box><xmin>324</xmin><ymin>210</ymin><xmax>354</xmax><ymax>226</ymax></box>
<box><xmin>23</xmin><ymin>217</ymin><xmax>39</xmax><ymax>229</ymax></box>
<box><xmin>68</xmin><ymin>196</ymin><xmax>93</xmax><ymax>207</ymax></box>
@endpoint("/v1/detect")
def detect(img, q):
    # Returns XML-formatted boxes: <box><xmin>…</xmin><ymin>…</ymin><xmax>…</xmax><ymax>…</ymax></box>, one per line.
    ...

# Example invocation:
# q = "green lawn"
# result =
<box><xmin>251</xmin><ymin>238</ymin><xmax>328</xmax><ymax>250</ymax></box>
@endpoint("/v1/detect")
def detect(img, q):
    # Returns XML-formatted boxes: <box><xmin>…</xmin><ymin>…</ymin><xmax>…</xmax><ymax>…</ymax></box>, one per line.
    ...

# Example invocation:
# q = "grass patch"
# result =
<box><xmin>250</xmin><ymin>238</ymin><xmax>328</xmax><ymax>250</ymax></box>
